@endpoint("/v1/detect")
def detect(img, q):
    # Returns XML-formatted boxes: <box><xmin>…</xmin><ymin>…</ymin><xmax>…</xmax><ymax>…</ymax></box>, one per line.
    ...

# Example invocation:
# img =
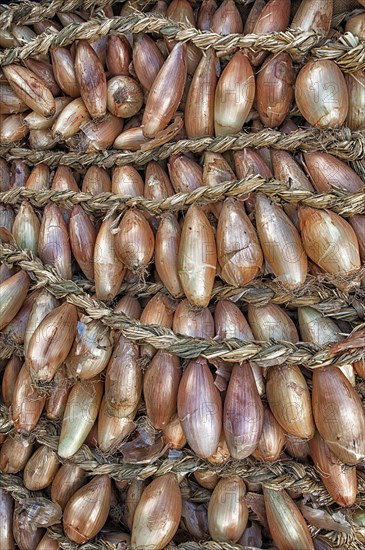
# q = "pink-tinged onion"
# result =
<box><xmin>142</xmin><ymin>42</ymin><xmax>186</xmax><ymax>138</ymax></box>
<box><xmin>224</xmin><ymin>363</ymin><xmax>264</xmax><ymax>459</ymax></box>
<box><xmin>312</xmin><ymin>366</ymin><xmax>365</xmax><ymax>465</ymax></box>
<box><xmin>75</xmin><ymin>40</ymin><xmax>107</xmax><ymax>118</ymax></box>
<box><xmin>303</xmin><ymin>151</ymin><xmax>364</xmax><ymax>194</ymax></box>
<box><xmin>155</xmin><ymin>212</ymin><xmax>184</xmax><ymax>298</ymax></box>
<box><xmin>131</xmin><ymin>474</ymin><xmax>182</xmax><ymax>550</ymax></box>
<box><xmin>255</xmin><ymin>193</ymin><xmax>307</xmax><ymax>289</ymax></box>
<box><xmin>178</xmin><ymin>357</ymin><xmax>222</xmax><ymax>458</ymax></box>
<box><xmin>252</xmin><ymin>405</ymin><xmax>286</xmax><ymax>462</ymax></box>
<box><xmin>94</xmin><ymin>214</ymin><xmax>126</xmax><ymax>300</ymax></box>
<box><xmin>309</xmin><ymin>430</ymin><xmax>357</xmax><ymax>507</ymax></box>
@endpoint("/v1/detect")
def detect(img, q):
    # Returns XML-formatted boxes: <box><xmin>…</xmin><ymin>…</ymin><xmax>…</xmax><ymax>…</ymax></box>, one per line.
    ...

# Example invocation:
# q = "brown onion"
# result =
<box><xmin>208</xmin><ymin>477</ymin><xmax>248</xmax><ymax>543</ymax></box>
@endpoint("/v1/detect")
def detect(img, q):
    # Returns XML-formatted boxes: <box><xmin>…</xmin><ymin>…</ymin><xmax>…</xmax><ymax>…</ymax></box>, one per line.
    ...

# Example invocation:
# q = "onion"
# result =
<box><xmin>0</xmin><ymin>270</ymin><xmax>29</xmax><ymax>331</ymax></box>
<box><xmin>255</xmin><ymin>193</ymin><xmax>307</xmax><ymax>289</ymax></box>
<box><xmin>309</xmin><ymin>430</ymin><xmax>357</xmax><ymax>507</ymax></box>
<box><xmin>185</xmin><ymin>48</ymin><xmax>217</xmax><ymax>138</ymax></box>
<box><xmin>266</xmin><ymin>364</ymin><xmax>315</xmax><ymax>439</ymax></box>
<box><xmin>51</xmin><ymin>464</ymin><xmax>87</xmax><ymax>510</ymax></box>
<box><xmin>97</xmin><ymin>397</ymin><xmax>136</xmax><ymax>453</ymax></box>
<box><xmin>69</xmin><ymin>206</ymin><xmax>97</xmax><ymax>281</ymax></box>
<box><xmin>3</xmin><ymin>64</ymin><xmax>55</xmax><ymax>117</ymax></box>
<box><xmin>256</xmin><ymin>53</ymin><xmax>294</xmax><ymax>128</ymax></box>
<box><xmin>2</xmin><ymin>356</ymin><xmax>22</xmax><ymax>406</ymax></box>
<box><xmin>23</xmin><ymin>445</ymin><xmax>59</xmax><ymax>491</ymax></box>
<box><xmin>252</xmin><ymin>405</ymin><xmax>286</xmax><ymax>462</ymax></box>
<box><xmin>0</xmin><ymin>113</ymin><xmax>29</xmax><ymax>144</ymax></box>
<box><xmin>107</xmin><ymin>76</ymin><xmax>143</xmax><ymax>118</ymax></box>
<box><xmin>208</xmin><ymin>477</ymin><xmax>248</xmax><ymax>543</ymax></box>
<box><xmin>75</xmin><ymin>40</ymin><xmax>107</xmax><ymax>118</ymax></box>
<box><xmin>131</xmin><ymin>474</ymin><xmax>182</xmax><ymax>550</ymax></box>
<box><xmin>23</xmin><ymin>289</ymin><xmax>58</xmax><ymax>356</ymax></box>
<box><xmin>38</xmin><ymin>204</ymin><xmax>72</xmax><ymax>279</ymax></box>
<box><xmin>63</xmin><ymin>476</ymin><xmax>111</xmax><ymax>543</ymax></box>
<box><xmin>211</xmin><ymin>0</ymin><xmax>243</xmax><ymax>34</ymax></box>
<box><xmin>292</xmin><ymin>0</ymin><xmax>333</xmax><ymax>34</ymax></box>
<box><xmin>312</xmin><ymin>366</ymin><xmax>365</xmax><ymax>464</ymax></box>
<box><xmin>250</xmin><ymin>0</ymin><xmax>290</xmax><ymax>65</ymax></box>
<box><xmin>25</xmin><ymin>163</ymin><xmax>50</xmax><ymax>190</ymax></box>
<box><xmin>217</xmin><ymin>198</ymin><xmax>263</xmax><ymax>286</ymax></box>
<box><xmin>168</xmin><ymin>153</ymin><xmax>203</xmax><ymax>194</ymax></box>
<box><xmin>94</xmin><ymin>214</ymin><xmax>126</xmax><ymax>300</ymax></box>
<box><xmin>345</xmin><ymin>69</ymin><xmax>365</xmax><ymax>130</ymax></box>
<box><xmin>214</xmin><ymin>52</ymin><xmax>255</xmax><ymax>136</ymax></box>
<box><xmin>298</xmin><ymin>206</ymin><xmax>361</xmax><ymax>276</ymax></box>
<box><xmin>224</xmin><ymin>363</ymin><xmax>264</xmax><ymax>459</ymax></box>
<box><xmin>263</xmin><ymin>487</ymin><xmax>314</xmax><ymax>550</ymax></box>
<box><xmin>82</xmin><ymin>165</ymin><xmax>111</xmax><ymax>194</ymax></box>
<box><xmin>295</xmin><ymin>60</ymin><xmax>348</xmax><ymax>128</ymax></box>
<box><xmin>178</xmin><ymin>205</ymin><xmax>217</xmax><ymax>307</ymax></box>
<box><xmin>112</xmin><ymin>165</ymin><xmax>144</xmax><ymax>196</ymax></box>
<box><xmin>133</xmin><ymin>34</ymin><xmax>165</xmax><ymax>91</ymax></box>
<box><xmin>0</xmin><ymin>434</ymin><xmax>33</xmax><ymax>474</ymax></box>
<box><xmin>115</xmin><ymin>209</ymin><xmax>154</xmax><ymax>273</ymax></box>
<box><xmin>247</xmin><ymin>303</ymin><xmax>298</xmax><ymax>342</ymax></box>
<box><xmin>142</xmin><ymin>42</ymin><xmax>186</xmax><ymax>137</ymax></box>
<box><xmin>50</xmin><ymin>47</ymin><xmax>80</xmax><ymax>97</ymax></box>
<box><xmin>0</xmin><ymin>489</ymin><xmax>14</xmax><ymax>550</ymax></box>
<box><xmin>45</xmin><ymin>366</ymin><xmax>70</xmax><ymax>420</ymax></box>
<box><xmin>12</xmin><ymin>363</ymin><xmax>45</xmax><ymax>432</ymax></box>
<box><xmin>155</xmin><ymin>213</ymin><xmax>183</xmax><ymax>298</ymax></box>
<box><xmin>52</xmin><ymin>97</ymin><xmax>90</xmax><ymax>139</ymax></box>
<box><xmin>198</xmin><ymin>0</ymin><xmax>217</xmax><ymax>29</ymax></box>
<box><xmin>178</xmin><ymin>357</ymin><xmax>222</xmax><ymax>458</ymax></box>
<box><xmin>303</xmin><ymin>151</ymin><xmax>364</xmax><ymax>193</ymax></box>
<box><xmin>106</xmin><ymin>35</ymin><xmax>131</xmax><ymax>77</ymax></box>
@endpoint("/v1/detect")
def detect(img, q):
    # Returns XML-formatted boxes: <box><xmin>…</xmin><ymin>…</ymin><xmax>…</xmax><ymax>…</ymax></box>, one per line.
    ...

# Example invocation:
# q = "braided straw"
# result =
<box><xmin>1</xmin><ymin>177</ymin><xmax>365</xmax><ymax>217</ymax></box>
<box><xmin>1</xmin><ymin>11</ymin><xmax>365</xmax><ymax>71</ymax></box>
<box><xmin>0</xmin><ymin>243</ymin><xmax>364</xmax><ymax>366</ymax></box>
<box><xmin>1</xmin><ymin>127</ymin><xmax>365</xmax><ymax>169</ymax></box>
<box><xmin>0</xmin><ymin>0</ymin><xmax>115</xmax><ymax>29</ymax></box>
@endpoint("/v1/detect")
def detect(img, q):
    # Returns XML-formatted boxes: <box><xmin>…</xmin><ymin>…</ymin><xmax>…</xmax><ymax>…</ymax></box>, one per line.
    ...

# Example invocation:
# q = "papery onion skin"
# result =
<box><xmin>178</xmin><ymin>357</ymin><xmax>222</xmax><ymax>458</ymax></box>
<box><xmin>312</xmin><ymin>366</ymin><xmax>365</xmax><ymax>465</ymax></box>
<box><xmin>131</xmin><ymin>474</ymin><xmax>182</xmax><ymax>550</ymax></box>
<box><xmin>292</xmin><ymin>0</ymin><xmax>333</xmax><ymax>34</ymax></box>
<box><xmin>264</xmin><ymin>487</ymin><xmax>314</xmax><ymax>550</ymax></box>
<box><xmin>295</xmin><ymin>60</ymin><xmax>348</xmax><ymax>128</ymax></box>
<box><xmin>208</xmin><ymin>477</ymin><xmax>248</xmax><ymax>543</ymax></box>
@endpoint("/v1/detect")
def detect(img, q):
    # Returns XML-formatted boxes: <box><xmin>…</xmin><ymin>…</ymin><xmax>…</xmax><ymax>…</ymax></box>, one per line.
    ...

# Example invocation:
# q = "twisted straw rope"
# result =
<box><xmin>1</xmin><ymin>176</ymin><xmax>365</xmax><ymax>217</ymax></box>
<box><xmin>1</xmin><ymin>128</ymin><xmax>365</xmax><ymax>168</ymax></box>
<box><xmin>0</xmin><ymin>243</ymin><xmax>364</xmax><ymax>366</ymax></box>
<box><xmin>1</xmin><ymin>11</ymin><xmax>365</xmax><ymax>72</ymax></box>
<box><xmin>0</xmin><ymin>0</ymin><xmax>115</xmax><ymax>29</ymax></box>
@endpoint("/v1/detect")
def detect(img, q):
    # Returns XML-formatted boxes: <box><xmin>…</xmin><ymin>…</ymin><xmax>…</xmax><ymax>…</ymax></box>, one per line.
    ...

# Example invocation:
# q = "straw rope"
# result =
<box><xmin>1</xmin><ymin>12</ymin><xmax>365</xmax><ymax>72</ymax></box>
<box><xmin>0</xmin><ymin>243</ymin><xmax>364</xmax><ymax>366</ymax></box>
<box><xmin>1</xmin><ymin>177</ymin><xmax>365</xmax><ymax>217</ymax></box>
<box><xmin>0</xmin><ymin>0</ymin><xmax>116</xmax><ymax>29</ymax></box>
<box><xmin>1</xmin><ymin>127</ymin><xmax>365</xmax><ymax>168</ymax></box>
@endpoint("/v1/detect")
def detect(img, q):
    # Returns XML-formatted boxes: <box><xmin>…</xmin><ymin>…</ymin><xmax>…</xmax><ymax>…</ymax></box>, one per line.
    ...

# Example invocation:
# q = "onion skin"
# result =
<box><xmin>208</xmin><ymin>477</ymin><xmax>248</xmax><ymax>543</ymax></box>
<box><xmin>94</xmin><ymin>214</ymin><xmax>126</xmax><ymax>301</ymax></box>
<box><xmin>256</xmin><ymin>53</ymin><xmax>295</xmax><ymax>128</ymax></box>
<box><xmin>3</xmin><ymin>64</ymin><xmax>55</xmax><ymax>117</ymax></box>
<box><xmin>309</xmin><ymin>430</ymin><xmax>357</xmax><ymax>507</ymax></box>
<box><xmin>143</xmin><ymin>350</ymin><xmax>181</xmax><ymax>429</ymax></box>
<box><xmin>46</xmin><ymin>366</ymin><xmax>70</xmax><ymax>420</ymax></box>
<box><xmin>0</xmin><ymin>271</ymin><xmax>30</xmax><ymax>330</ymax></box>
<box><xmin>0</xmin><ymin>434</ymin><xmax>33</xmax><ymax>474</ymax></box>
<box><xmin>224</xmin><ymin>363</ymin><xmax>264</xmax><ymax>459</ymax></box>
<box><xmin>173</xmin><ymin>299</ymin><xmax>214</xmax><ymax>338</ymax></box>
<box><xmin>105</xmin><ymin>335</ymin><xmax>141</xmax><ymax>418</ymax></box>
<box><xmin>312</xmin><ymin>366</ymin><xmax>365</xmax><ymax>465</ymax></box>
<box><xmin>97</xmin><ymin>397</ymin><xmax>136</xmax><ymax>453</ymax></box>
<box><xmin>115</xmin><ymin>209</ymin><xmax>154</xmax><ymax>272</ymax></box>
<box><xmin>264</xmin><ymin>487</ymin><xmax>314</xmax><ymax>550</ymax></box>
<box><xmin>12</xmin><ymin>364</ymin><xmax>45</xmax><ymax>433</ymax></box>
<box><xmin>295</xmin><ymin>60</ymin><xmax>348</xmax><ymax>128</ymax></box>
<box><xmin>63</xmin><ymin>476</ymin><xmax>111</xmax><ymax>544</ymax></box>
<box><xmin>298</xmin><ymin>206</ymin><xmax>361</xmax><ymax>276</ymax></box>
<box><xmin>292</xmin><ymin>0</ymin><xmax>333</xmax><ymax>34</ymax></box>
<box><xmin>247</xmin><ymin>303</ymin><xmax>298</xmax><ymax>342</ymax></box>
<box><xmin>24</xmin><ymin>289</ymin><xmax>58</xmax><ymax>356</ymax></box>
<box><xmin>107</xmin><ymin>76</ymin><xmax>143</xmax><ymax>118</ymax></box>
<box><xmin>178</xmin><ymin>205</ymin><xmax>217</xmax><ymax>307</ymax></box>
<box><xmin>163</xmin><ymin>415</ymin><xmax>187</xmax><ymax>450</ymax></box>
<box><xmin>155</xmin><ymin>212</ymin><xmax>183</xmax><ymax>298</ymax></box>
<box><xmin>345</xmin><ymin>70</ymin><xmax>365</xmax><ymax>130</ymax></box>
<box><xmin>255</xmin><ymin>193</ymin><xmax>307</xmax><ymax>289</ymax></box>
<box><xmin>0</xmin><ymin>488</ymin><xmax>15</xmax><ymax>550</ymax></box>
<box><xmin>27</xmin><ymin>303</ymin><xmax>78</xmax><ymax>383</ymax></box>
<box><xmin>252</xmin><ymin>405</ymin><xmax>286</xmax><ymax>462</ymax></box>
<box><xmin>185</xmin><ymin>48</ymin><xmax>216</xmax><ymax>138</ymax></box>
<box><xmin>75</xmin><ymin>40</ymin><xmax>107</xmax><ymax>118</ymax></box>
<box><xmin>23</xmin><ymin>445</ymin><xmax>59</xmax><ymax>491</ymax></box>
<box><xmin>348</xmin><ymin>214</ymin><xmax>365</xmax><ymax>261</ymax></box>
<box><xmin>133</xmin><ymin>34</ymin><xmax>165</xmax><ymax>91</ymax></box>
<box><xmin>214</xmin><ymin>52</ymin><xmax>255</xmax><ymax>136</ymax></box>
<box><xmin>266</xmin><ymin>365</ymin><xmax>315</xmax><ymax>439</ymax></box>
<box><xmin>217</xmin><ymin>198</ymin><xmax>263</xmax><ymax>286</ymax></box>
<box><xmin>178</xmin><ymin>358</ymin><xmax>222</xmax><ymax>458</ymax></box>
<box><xmin>58</xmin><ymin>379</ymin><xmax>103</xmax><ymax>459</ymax></box>
<box><xmin>303</xmin><ymin>152</ymin><xmax>364</xmax><ymax>193</ymax></box>
<box><xmin>51</xmin><ymin>464</ymin><xmax>87</xmax><ymax>510</ymax></box>
<box><xmin>69</xmin><ymin>206</ymin><xmax>97</xmax><ymax>281</ymax></box>
<box><xmin>142</xmin><ymin>42</ymin><xmax>186</xmax><ymax>138</ymax></box>
<box><xmin>131</xmin><ymin>474</ymin><xmax>182</xmax><ymax>550</ymax></box>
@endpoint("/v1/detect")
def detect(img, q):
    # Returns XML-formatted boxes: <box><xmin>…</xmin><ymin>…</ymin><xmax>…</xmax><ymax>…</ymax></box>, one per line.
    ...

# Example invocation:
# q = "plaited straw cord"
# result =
<box><xmin>0</xmin><ymin>0</ymin><xmax>116</xmax><ymax>29</ymax></box>
<box><xmin>0</xmin><ymin>243</ymin><xmax>364</xmax><ymax>367</ymax></box>
<box><xmin>1</xmin><ymin>177</ymin><xmax>365</xmax><ymax>217</ymax></box>
<box><xmin>1</xmin><ymin>127</ymin><xmax>365</xmax><ymax>169</ymax></box>
<box><xmin>1</xmin><ymin>11</ymin><xmax>365</xmax><ymax>72</ymax></box>
<box><xmin>0</xmin><ymin>407</ymin><xmax>363</xmax><ymax>508</ymax></box>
